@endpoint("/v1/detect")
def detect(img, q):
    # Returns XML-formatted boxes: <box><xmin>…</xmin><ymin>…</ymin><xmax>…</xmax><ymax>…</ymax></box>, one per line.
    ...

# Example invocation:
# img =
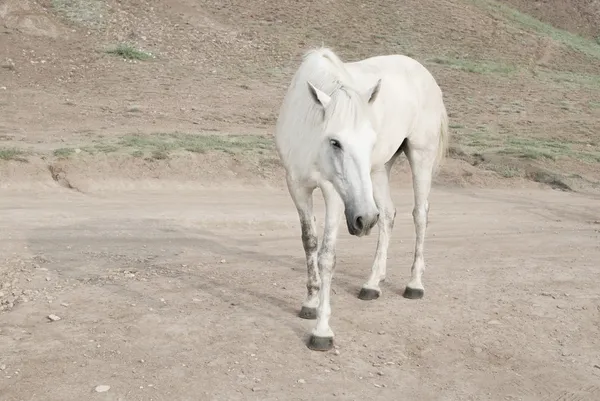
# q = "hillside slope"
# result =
<box><xmin>1</xmin><ymin>0</ymin><xmax>599</xmax><ymax>191</ymax></box>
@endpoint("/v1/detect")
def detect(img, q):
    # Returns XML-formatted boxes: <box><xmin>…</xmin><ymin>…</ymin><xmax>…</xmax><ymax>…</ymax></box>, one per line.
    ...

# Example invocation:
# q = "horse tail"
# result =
<box><xmin>434</xmin><ymin>104</ymin><xmax>450</xmax><ymax>174</ymax></box>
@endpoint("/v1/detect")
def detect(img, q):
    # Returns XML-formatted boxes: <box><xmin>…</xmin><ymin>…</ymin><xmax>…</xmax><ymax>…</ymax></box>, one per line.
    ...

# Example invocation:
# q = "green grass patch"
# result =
<box><xmin>470</xmin><ymin>0</ymin><xmax>600</xmax><ymax>61</ymax></box>
<box><xmin>485</xmin><ymin>164</ymin><xmax>522</xmax><ymax>178</ymax></box>
<box><xmin>453</xmin><ymin>127</ymin><xmax>600</xmax><ymax>165</ymax></box>
<box><xmin>0</xmin><ymin>147</ymin><xmax>28</xmax><ymax>162</ymax></box>
<box><xmin>106</xmin><ymin>44</ymin><xmax>154</xmax><ymax>61</ymax></box>
<box><xmin>537</xmin><ymin>69</ymin><xmax>600</xmax><ymax>89</ymax></box>
<box><xmin>429</xmin><ymin>57</ymin><xmax>517</xmax><ymax>75</ymax></box>
<box><xmin>113</xmin><ymin>132</ymin><xmax>273</xmax><ymax>159</ymax></box>
<box><xmin>51</xmin><ymin>0</ymin><xmax>106</xmax><ymax>29</ymax></box>
<box><xmin>53</xmin><ymin>148</ymin><xmax>76</xmax><ymax>158</ymax></box>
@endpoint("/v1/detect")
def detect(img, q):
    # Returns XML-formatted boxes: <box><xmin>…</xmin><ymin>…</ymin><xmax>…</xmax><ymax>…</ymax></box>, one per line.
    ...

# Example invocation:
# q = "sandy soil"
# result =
<box><xmin>1</xmin><ymin>182</ymin><xmax>599</xmax><ymax>401</ymax></box>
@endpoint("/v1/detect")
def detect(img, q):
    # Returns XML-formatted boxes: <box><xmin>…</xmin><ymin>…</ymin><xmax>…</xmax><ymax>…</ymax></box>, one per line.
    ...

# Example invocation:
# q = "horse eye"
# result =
<box><xmin>330</xmin><ymin>139</ymin><xmax>342</xmax><ymax>149</ymax></box>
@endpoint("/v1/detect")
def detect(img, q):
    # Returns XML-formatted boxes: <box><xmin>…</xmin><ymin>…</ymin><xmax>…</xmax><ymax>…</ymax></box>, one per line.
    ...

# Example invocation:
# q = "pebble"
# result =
<box><xmin>297</xmin><ymin>379</ymin><xmax>306</xmax><ymax>384</ymax></box>
<box><xmin>0</xmin><ymin>364</ymin><xmax>5</xmax><ymax>371</ymax></box>
<box><xmin>47</xmin><ymin>314</ymin><xmax>61</xmax><ymax>322</ymax></box>
<box><xmin>220</xmin><ymin>259</ymin><xmax>227</xmax><ymax>264</ymax></box>
<box><xmin>61</xmin><ymin>302</ymin><xmax>69</xmax><ymax>307</ymax></box>
<box><xmin>487</xmin><ymin>320</ymin><xmax>501</xmax><ymax>325</ymax></box>
<box><xmin>594</xmin><ymin>364</ymin><xmax>600</xmax><ymax>369</ymax></box>
<box><xmin>334</xmin><ymin>349</ymin><xmax>340</xmax><ymax>355</ymax></box>
<box><xmin>95</xmin><ymin>385</ymin><xmax>110</xmax><ymax>393</ymax></box>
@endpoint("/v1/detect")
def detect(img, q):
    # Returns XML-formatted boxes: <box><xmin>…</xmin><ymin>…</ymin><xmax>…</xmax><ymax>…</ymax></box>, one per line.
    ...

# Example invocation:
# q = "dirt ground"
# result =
<box><xmin>1</xmin><ymin>181</ymin><xmax>600</xmax><ymax>401</ymax></box>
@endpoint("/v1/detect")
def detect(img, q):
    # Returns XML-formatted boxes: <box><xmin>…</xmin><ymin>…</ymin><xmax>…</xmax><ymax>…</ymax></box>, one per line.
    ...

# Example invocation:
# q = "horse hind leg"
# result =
<box><xmin>286</xmin><ymin>176</ymin><xmax>320</xmax><ymax>319</ymax></box>
<box><xmin>403</xmin><ymin>139</ymin><xmax>437</xmax><ymax>300</ymax></box>
<box><xmin>358</xmin><ymin>163</ymin><xmax>397</xmax><ymax>301</ymax></box>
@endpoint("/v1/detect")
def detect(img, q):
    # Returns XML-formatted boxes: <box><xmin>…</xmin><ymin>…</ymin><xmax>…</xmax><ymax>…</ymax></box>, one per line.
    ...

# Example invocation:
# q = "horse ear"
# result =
<box><xmin>366</xmin><ymin>78</ymin><xmax>382</xmax><ymax>104</ymax></box>
<box><xmin>307</xmin><ymin>81</ymin><xmax>331</xmax><ymax>108</ymax></box>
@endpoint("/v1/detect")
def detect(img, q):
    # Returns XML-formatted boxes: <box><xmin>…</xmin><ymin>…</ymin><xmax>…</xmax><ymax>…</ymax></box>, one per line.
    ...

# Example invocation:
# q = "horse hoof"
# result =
<box><xmin>308</xmin><ymin>335</ymin><xmax>334</xmax><ymax>351</ymax></box>
<box><xmin>299</xmin><ymin>306</ymin><xmax>317</xmax><ymax>320</ymax></box>
<box><xmin>403</xmin><ymin>287</ymin><xmax>424</xmax><ymax>299</ymax></box>
<box><xmin>358</xmin><ymin>288</ymin><xmax>380</xmax><ymax>301</ymax></box>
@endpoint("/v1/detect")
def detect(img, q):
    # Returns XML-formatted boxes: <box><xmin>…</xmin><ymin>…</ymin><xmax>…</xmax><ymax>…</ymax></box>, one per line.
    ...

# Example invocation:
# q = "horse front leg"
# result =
<box><xmin>287</xmin><ymin>176</ymin><xmax>320</xmax><ymax>319</ymax></box>
<box><xmin>308</xmin><ymin>182</ymin><xmax>344</xmax><ymax>351</ymax></box>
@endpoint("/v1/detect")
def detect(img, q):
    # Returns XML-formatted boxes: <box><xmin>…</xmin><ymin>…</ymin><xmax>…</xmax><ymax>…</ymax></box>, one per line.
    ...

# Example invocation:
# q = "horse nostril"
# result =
<box><xmin>355</xmin><ymin>216</ymin><xmax>364</xmax><ymax>231</ymax></box>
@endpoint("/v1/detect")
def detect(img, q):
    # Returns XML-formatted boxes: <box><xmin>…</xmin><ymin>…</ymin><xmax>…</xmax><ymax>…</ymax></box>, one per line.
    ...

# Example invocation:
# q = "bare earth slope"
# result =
<box><xmin>499</xmin><ymin>0</ymin><xmax>600</xmax><ymax>40</ymax></box>
<box><xmin>1</xmin><ymin>0</ymin><xmax>599</xmax><ymax>191</ymax></box>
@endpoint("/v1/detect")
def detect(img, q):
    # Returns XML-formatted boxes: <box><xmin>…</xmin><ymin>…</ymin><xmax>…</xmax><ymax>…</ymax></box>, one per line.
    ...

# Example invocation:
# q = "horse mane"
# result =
<box><xmin>300</xmin><ymin>47</ymin><xmax>360</xmax><ymax>96</ymax></box>
<box><xmin>296</xmin><ymin>48</ymin><xmax>367</xmax><ymax>131</ymax></box>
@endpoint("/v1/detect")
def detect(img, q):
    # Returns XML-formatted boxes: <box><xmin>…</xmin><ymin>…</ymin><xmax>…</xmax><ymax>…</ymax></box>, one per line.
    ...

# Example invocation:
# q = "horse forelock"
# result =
<box><xmin>324</xmin><ymin>85</ymin><xmax>367</xmax><ymax>133</ymax></box>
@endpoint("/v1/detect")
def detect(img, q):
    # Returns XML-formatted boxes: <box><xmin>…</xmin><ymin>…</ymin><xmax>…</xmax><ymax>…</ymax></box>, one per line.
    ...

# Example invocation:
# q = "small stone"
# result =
<box><xmin>47</xmin><ymin>314</ymin><xmax>61</xmax><ymax>322</ymax></box>
<box><xmin>487</xmin><ymin>320</ymin><xmax>501</xmax><ymax>325</ymax></box>
<box><xmin>374</xmin><ymin>383</ymin><xmax>382</xmax><ymax>388</ymax></box>
<box><xmin>0</xmin><ymin>364</ymin><xmax>5</xmax><ymax>371</ymax></box>
<box><xmin>377</xmin><ymin>371</ymin><xmax>384</xmax><ymax>376</ymax></box>
<box><xmin>297</xmin><ymin>379</ymin><xmax>306</xmax><ymax>384</ymax></box>
<box><xmin>45</xmin><ymin>277</ymin><xmax>51</xmax><ymax>281</ymax></box>
<box><xmin>334</xmin><ymin>349</ymin><xmax>340</xmax><ymax>355</ymax></box>
<box><xmin>220</xmin><ymin>259</ymin><xmax>226</xmax><ymax>264</ymax></box>
<box><xmin>594</xmin><ymin>364</ymin><xmax>600</xmax><ymax>369</ymax></box>
<box><xmin>61</xmin><ymin>302</ymin><xmax>69</xmax><ymax>307</ymax></box>
<box><xmin>95</xmin><ymin>385</ymin><xmax>110</xmax><ymax>393</ymax></box>
<box><xmin>378</xmin><ymin>331</ymin><xmax>386</xmax><ymax>335</ymax></box>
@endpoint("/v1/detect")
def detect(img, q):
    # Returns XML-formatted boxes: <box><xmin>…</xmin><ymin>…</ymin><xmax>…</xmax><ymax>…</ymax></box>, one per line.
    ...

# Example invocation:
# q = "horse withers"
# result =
<box><xmin>275</xmin><ymin>47</ymin><xmax>449</xmax><ymax>351</ymax></box>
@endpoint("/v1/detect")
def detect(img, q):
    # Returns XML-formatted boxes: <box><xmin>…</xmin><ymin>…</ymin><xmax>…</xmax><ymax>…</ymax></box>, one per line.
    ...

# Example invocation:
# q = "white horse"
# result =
<box><xmin>275</xmin><ymin>47</ymin><xmax>448</xmax><ymax>351</ymax></box>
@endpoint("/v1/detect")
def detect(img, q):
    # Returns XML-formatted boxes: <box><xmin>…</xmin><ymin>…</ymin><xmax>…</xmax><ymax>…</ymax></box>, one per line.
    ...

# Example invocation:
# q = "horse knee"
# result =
<box><xmin>412</xmin><ymin>206</ymin><xmax>427</xmax><ymax>223</ymax></box>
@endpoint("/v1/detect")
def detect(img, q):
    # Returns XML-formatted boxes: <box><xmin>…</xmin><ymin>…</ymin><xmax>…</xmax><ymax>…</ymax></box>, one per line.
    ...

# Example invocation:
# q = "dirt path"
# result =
<box><xmin>1</xmin><ymin>183</ymin><xmax>599</xmax><ymax>400</ymax></box>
